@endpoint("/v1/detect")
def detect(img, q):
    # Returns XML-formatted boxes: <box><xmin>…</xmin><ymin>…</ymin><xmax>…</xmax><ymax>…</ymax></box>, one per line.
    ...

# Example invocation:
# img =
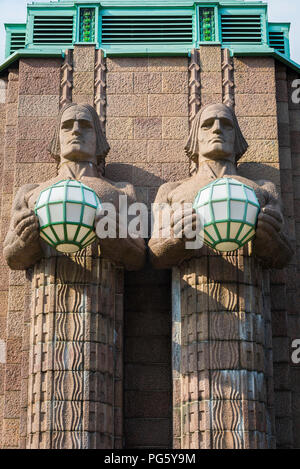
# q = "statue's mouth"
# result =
<box><xmin>211</xmin><ymin>138</ymin><xmax>224</xmax><ymax>143</ymax></box>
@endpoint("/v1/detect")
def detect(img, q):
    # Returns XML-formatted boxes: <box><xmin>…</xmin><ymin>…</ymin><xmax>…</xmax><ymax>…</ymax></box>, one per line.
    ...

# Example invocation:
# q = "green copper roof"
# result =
<box><xmin>1</xmin><ymin>0</ymin><xmax>299</xmax><ymax>74</ymax></box>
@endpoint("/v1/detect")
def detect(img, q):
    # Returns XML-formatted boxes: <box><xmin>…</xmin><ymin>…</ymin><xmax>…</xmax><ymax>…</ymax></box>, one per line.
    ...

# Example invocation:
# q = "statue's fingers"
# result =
<box><xmin>258</xmin><ymin>212</ymin><xmax>281</xmax><ymax>232</ymax></box>
<box><xmin>25</xmin><ymin>230</ymin><xmax>40</xmax><ymax>244</ymax></box>
<box><xmin>172</xmin><ymin>209</ymin><xmax>198</xmax><ymax>227</ymax></box>
<box><xmin>19</xmin><ymin>225</ymin><xmax>39</xmax><ymax>242</ymax></box>
<box><xmin>15</xmin><ymin>216</ymin><xmax>39</xmax><ymax>237</ymax></box>
<box><xmin>173</xmin><ymin>215</ymin><xmax>198</xmax><ymax>239</ymax></box>
<box><xmin>13</xmin><ymin>209</ymin><xmax>34</xmax><ymax>229</ymax></box>
<box><xmin>171</xmin><ymin>209</ymin><xmax>183</xmax><ymax>227</ymax></box>
<box><xmin>256</xmin><ymin>219</ymin><xmax>279</xmax><ymax>239</ymax></box>
<box><xmin>262</xmin><ymin>207</ymin><xmax>283</xmax><ymax>224</ymax></box>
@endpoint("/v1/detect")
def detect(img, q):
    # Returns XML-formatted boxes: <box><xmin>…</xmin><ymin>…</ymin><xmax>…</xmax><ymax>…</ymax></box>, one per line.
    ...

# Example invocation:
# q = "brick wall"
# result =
<box><xmin>0</xmin><ymin>49</ymin><xmax>299</xmax><ymax>448</ymax></box>
<box><xmin>286</xmin><ymin>67</ymin><xmax>300</xmax><ymax>448</ymax></box>
<box><xmin>0</xmin><ymin>69</ymin><xmax>20</xmax><ymax>448</ymax></box>
<box><xmin>234</xmin><ymin>57</ymin><xmax>280</xmax><ymax>190</ymax></box>
<box><xmin>105</xmin><ymin>57</ymin><xmax>189</xmax><ymax>208</ymax></box>
<box><xmin>0</xmin><ymin>76</ymin><xmax>7</xmax><ymax>448</ymax></box>
<box><xmin>104</xmin><ymin>57</ymin><xmax>190</xmax><ymax>448</ymax></box>
<box><xmin>0</xmin><ymin>59</ymin><xmax>62</xmax><ymax>448</ymax></box>
<box><xmin>124</xmin><ymin>266</ymin><xmax>172</xmax><ymax>448</ymax></box>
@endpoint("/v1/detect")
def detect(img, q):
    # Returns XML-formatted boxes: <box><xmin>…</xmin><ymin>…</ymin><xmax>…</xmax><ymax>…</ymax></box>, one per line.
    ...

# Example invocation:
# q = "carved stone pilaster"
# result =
<box><xmin>172</xmin><ymin>248</ymin><xmax>275</xmax><ymax>449</ymax></box>
<box><xmin>188</xmin><ymin>49</ymin><xmax>201</xmax><ymax>125</ymax></box>
<box><xmin>60</xmin><ymin>49</ymin><xmax>73</xmax><ymax>108</ymax></box>
<box><xmin>26</xmin><ymin>246</ymin><xmax>124</xmax><ymax>449</ymax></box>
<box><xmin>188</xmin><ymin>49</ymin><xmax>201</xmax><ymax>176</ymax></box>
<box><xmin>94</xmin><ymin>49</ymin><xmax>107</xmax><ymax>133</ymax></box>
<box><xmin>222</xmin><ymin>49</ymin><xmax>235</xmax><ymax>108</ymax></box>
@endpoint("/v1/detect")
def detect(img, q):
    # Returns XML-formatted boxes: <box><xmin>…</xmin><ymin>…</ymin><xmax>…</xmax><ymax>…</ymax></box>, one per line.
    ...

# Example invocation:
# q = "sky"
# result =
<box><xmin>0</xmin><ymin>0</ymin><xmax>299</xmax><ymax>64</ymax></box>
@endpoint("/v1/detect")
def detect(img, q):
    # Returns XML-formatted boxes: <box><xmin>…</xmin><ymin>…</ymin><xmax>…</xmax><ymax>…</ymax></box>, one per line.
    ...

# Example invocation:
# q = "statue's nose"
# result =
<box><xmin>72</xmin><ymin>121</ymin><xmax>81</xmax><ymax>135</ymax></box>
<box><xmin>212</xmin><ymin>120</ymin><xmax>222</xmax><ymax>133</ymax></box>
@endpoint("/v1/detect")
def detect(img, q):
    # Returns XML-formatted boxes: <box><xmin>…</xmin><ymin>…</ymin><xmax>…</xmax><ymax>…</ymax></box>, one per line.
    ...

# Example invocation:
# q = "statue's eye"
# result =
<box><xmin>221</xmin><ymin>119</ymin><xmax>234</xmax><ymax>129</ymax></box>
<box><xmin>201</xmin><ymin>119</ymin><xmax>213</xmax><ymax>129</ymax></box>
<box><xmin>61</xmin><ymin>121</ymin><xmax>73</xmax><ymax>130</ymax></box>
<box><xmin>80</xmin><ymin>120</ymin><xmax>93</xmax><ymax>129</ymax></box>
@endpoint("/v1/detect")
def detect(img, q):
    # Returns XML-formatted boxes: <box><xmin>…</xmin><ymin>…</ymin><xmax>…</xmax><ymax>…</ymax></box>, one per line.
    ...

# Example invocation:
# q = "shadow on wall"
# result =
<box><xmin>237</xmin><ymin>162</ymin><xmax>281</xmax><ymax>192</ymax></box>
<box><xmin>106</xmin><ymin>161</ymin><xmax>281</xmax><ymax>194</ymax></box>
<box><xmin>105</xmin><ymin>162</ymin><xmax>165</xmax><ymax>190</ymax></box>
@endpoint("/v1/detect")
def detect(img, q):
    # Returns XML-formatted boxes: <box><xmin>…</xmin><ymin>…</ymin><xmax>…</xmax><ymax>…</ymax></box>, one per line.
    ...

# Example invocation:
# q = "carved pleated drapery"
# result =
<box><xmin>172</xmin><ymin>248</ymin><xmax>275</xmax><ymax>448</ymax></box>
<box><xmin>26</xmin><ymin>246</ymin><xmax>124</xmax><ymax>449</ymax></box>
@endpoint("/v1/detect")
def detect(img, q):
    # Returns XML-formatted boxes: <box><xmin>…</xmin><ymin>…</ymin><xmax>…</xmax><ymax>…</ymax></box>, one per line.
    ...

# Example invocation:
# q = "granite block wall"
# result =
<box><xmin>0</xmin><ymin>45</ymin><xmax>299</xmax><ymax>448</ymax></box>
<box><xmin>105</xmin><ymin>56</ymin><xmax>190</xmax><ymax>208</ymax></box>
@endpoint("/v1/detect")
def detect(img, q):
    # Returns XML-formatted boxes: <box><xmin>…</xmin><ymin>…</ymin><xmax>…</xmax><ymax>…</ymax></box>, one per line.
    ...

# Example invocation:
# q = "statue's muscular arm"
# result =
<box><xmin>148</xmin><ymin>181</ymin><xmax>198</xmax><ymax>269</ymax></box>
<box><xmin>96</xmin><ymin>181</ymin><xmax>146</xmax><ymax>271</ymax></box>
<box><xmin>253</xmin><ymin>180</ymin><xmax>294</xmax><ymax>268</ymax></box>
<box><xmin>3</xmin><ymin>184</ymin><xmax>43</xmax><ymax>270</ymax></box>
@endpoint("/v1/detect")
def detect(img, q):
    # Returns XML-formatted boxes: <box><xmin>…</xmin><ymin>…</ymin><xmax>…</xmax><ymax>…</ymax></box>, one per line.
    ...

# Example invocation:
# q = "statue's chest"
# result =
<box><xmin>168</xmin><ymin>174</ymin><xmax>216</xmax><ymax>206</ymax></box>
<box><xmin>168</xmin><ymin>173</ymin><xmax>268</xmax><ymax>208</ymax></box>
<box><xmin>27</xmin><ymin>177</ymin><xmax>121</xmax><ymax>211</ymax></box>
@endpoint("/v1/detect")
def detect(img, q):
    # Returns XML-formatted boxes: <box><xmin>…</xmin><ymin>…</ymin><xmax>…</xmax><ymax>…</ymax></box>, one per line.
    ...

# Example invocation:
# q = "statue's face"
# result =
<box><xmin>198</xmin><ymin>105</ymin><xmax>235</xmax><ymax>160</ymax></box>
<box><xmin>60</xmin><ymin>106</ymin><xmax>97</xmax><ymax>162</ymax></box>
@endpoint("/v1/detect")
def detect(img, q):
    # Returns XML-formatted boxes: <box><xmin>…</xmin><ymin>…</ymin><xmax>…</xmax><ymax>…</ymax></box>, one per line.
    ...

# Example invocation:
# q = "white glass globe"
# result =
<box><xmin>193</xmin><ymin>177</ymin><xmax>260</xmax><ymax>252</ymax></box>
<box><xmin>35</xmin><ymin>179</ymin><xmax>102</xmax><ymax>253</ymax></box>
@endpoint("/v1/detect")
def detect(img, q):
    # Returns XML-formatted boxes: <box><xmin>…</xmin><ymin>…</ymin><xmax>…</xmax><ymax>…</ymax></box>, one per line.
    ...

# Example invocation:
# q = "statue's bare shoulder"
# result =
<box><xmin>153</xmin><ymin>180</ymin><xmax>184</xmax><ymax>205</ymax></box>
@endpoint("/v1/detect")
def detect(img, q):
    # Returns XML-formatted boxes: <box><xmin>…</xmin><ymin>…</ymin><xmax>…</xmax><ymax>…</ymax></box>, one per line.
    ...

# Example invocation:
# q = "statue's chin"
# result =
<box><xmin>201</xmin><ymin>151</ymin><xmax>233</xmax><ymax>161</ymax></box>
<box><xmin>60</xmin><ymin>150</ymin><xmax>94</xmax><ymax>162</ymax></box>
<box><xmin>200</xmin><ymin>143</ymin><xmax>234</xmax><ymax>161</ymax></box>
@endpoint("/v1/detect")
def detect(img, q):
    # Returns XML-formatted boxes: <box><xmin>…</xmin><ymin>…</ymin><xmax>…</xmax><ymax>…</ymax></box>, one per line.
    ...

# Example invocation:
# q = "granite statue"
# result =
<box><xmin>3</xmin><ymin>103</ymin><xmax>146</xmax><ymax>270</ymax></box>
<box><xmin>149</xmin><ymin>103</ymin><xmax>294</xmax><ymax>269</ymax></box>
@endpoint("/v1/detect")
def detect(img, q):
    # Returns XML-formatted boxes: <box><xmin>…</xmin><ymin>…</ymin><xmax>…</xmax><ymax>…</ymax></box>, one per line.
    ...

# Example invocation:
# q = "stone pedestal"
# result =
<box><xmin>172</xmin><ymin>247</ymin><xmax>275</xmax><ymax>449</ymax></box>
<box><xmin>25</xmin><ymin>245</ymin><xmax>124</xmax><ymax>449</ymax></box>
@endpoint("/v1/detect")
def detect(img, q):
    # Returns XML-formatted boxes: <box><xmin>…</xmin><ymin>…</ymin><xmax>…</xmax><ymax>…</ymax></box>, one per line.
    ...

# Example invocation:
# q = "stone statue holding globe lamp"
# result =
<box><xmin>148</xmin><ymin>103</ymin><xmax>293</xmax><ymax>269</ymax></box>
<box><xmin>3</xmin><ymin>103</ymin><xmax>146</xmax><ymax>271</ymax></box>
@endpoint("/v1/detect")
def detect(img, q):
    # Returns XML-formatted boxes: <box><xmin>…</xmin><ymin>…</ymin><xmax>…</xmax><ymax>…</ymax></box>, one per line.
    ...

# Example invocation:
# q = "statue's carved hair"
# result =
<box><xmin>184</xmin><ymin>104</ymin><xmax>248</xmax><ymax>164</ymax></box>
<box><xmin>49</xmin><ymin>103</ymin><xmax>110</xmax><ymax>175</ymax></box>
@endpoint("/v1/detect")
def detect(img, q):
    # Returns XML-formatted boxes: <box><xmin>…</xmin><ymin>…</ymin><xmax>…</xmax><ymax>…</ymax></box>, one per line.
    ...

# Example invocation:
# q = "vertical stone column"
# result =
<box><xmin>26</xmin><ymin>245</ymin><xmax>124</xmax><ymax>449</ymax></box>
<box><xmin>286</xmin><ymin>67</ymin><xmax>300</xmax><ymax>448</ymax></box>
<box><xmin>0</xmin><ymin>69</ymin><xmax>21</xmax><ymax>449</ymax></box>
<box><xmin>72</xmin><ymin>45</ymin><xmax>95</xmax><ymax>106</ymax></box>
<box><xmin>60</xmin><ymin>49</ymin><xmax>73</xmax><ymax>108</ymax></box>
<box><xmin>0</xmin><ymin>76</ymin><xmax>7</xmax><ymax>449</ymax></box>
<box><xmin>199</xmin><ymin>46</ymin><xmax>223</xmax><ymax>106</ymax></box>
<box><xmin>222</xmin><ymin>49</ymin><xmax>235</xmax><ymax>108</ymax></box>
<box><xmin>270</xmin><ymin>63</ymin><xmax>295</xmax><ymax>448</ymax></box>
<box><xmin>173</xmin><ymin>249</ymin><xmax>274</xmax><ymax>449</ymax></box>
<box><xmin>94</xmin><ymin>49</ymin><xmax>107</xmax><ymax>131</ymax></box>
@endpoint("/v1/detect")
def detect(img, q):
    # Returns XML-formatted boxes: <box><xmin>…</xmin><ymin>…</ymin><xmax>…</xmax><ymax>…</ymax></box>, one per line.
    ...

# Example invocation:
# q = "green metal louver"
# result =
<box><xmin>269</xmin><ymin>31</ymin><xmax>285</xmax><ymax>54</ymax></box>
<box><xmin>10</xmin><ymin>32</ymin><xmax>26</xmax><ymax>54</ymax></box>
<box><xmin>101</xmin><ymin>15</ymin><xmax>193</xmax><ymax>44</ymax></box>
<box><xmin>1</xmin><ymin>1</ymin><xmax>298</xmax><ymax>74</ymax></box>
<box><xmin>33</xmin><ymin>16</ymin><xmax>74</xmax><ymax>45</ymax></box>
<box><xmin>221</xmin><ymin>14</ymin><xmax>262</xmax><ymax>44</ymax></box>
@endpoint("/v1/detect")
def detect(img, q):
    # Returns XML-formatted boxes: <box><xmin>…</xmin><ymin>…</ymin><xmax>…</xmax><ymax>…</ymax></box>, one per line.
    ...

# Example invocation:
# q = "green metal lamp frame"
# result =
<box><xmin>193</xmin><ymin>177</ymin><xmax>260</xmax><ymax>252</ymax></box>
<box><xmin>35</xmin><ymin>179</ymin><xmax>101</xmax><ymax>253</ymax></box>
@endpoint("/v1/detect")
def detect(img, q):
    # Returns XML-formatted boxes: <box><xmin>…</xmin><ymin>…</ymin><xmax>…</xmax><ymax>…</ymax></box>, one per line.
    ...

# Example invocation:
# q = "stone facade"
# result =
<box><xmin>0</xmin><ymin>45</ymin><xmax>299</xmax><ymax>448</ymax></box>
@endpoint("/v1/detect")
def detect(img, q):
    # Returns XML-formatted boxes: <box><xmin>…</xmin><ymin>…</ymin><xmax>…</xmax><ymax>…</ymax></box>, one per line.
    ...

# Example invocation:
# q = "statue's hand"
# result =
<box><xmin>255</xmin><ymin>206</ymin><xmax>283</xmax><ymax>242</ymax></box>
<box><xmin>171</xmin><ymin>206</ymin><xmax>199</xmax><ymax>242</ymax></box>
<box><xmin>13</xmin><ymin>208</ymin><xmax>40</xmax><ymax>245</ymax></box>
<box><xmin>254</xmin><ymin>206</ymin><xmax>293</xmax><ymax>268</ymax></box>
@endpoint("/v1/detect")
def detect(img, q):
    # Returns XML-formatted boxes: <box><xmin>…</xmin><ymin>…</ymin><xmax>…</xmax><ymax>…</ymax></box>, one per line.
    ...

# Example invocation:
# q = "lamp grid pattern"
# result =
<box><xmin>193</xmin><ymin>178</ymin><xmax>260</xmax><ymax>252</ymax></box>
<box><xmin>35</xmin><ymin>179</ymin><xmax>101</xmax><ymax>253</ymax></box>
